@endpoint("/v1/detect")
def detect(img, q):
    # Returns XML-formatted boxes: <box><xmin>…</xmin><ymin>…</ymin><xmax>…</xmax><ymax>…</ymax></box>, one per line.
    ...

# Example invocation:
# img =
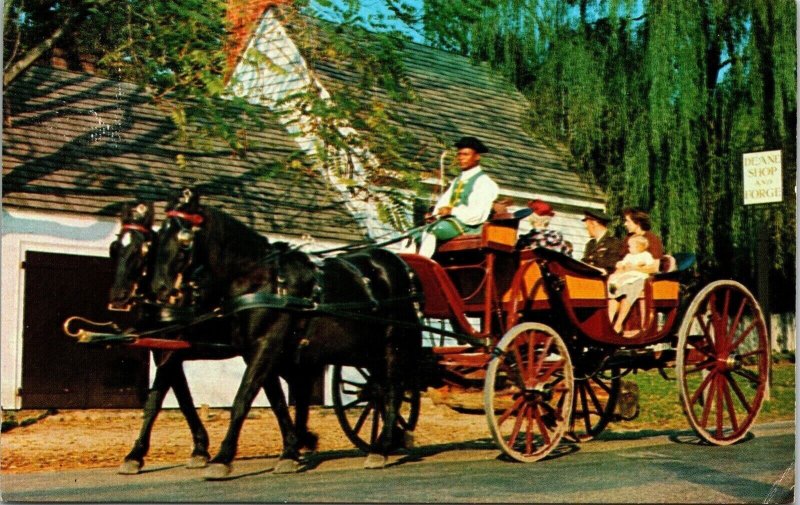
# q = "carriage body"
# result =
<box><xmin>399</xmin><ymin>215</ymin><xmax>770</xmax><ymax>462</ymax></box>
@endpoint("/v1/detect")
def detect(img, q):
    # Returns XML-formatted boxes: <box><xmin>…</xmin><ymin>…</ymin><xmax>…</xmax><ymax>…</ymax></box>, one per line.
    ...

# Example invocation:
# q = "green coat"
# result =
<box><xmin>582</xmin><ymin>232</ymin><xmax>623</xmax><ymax>272</ymax></box>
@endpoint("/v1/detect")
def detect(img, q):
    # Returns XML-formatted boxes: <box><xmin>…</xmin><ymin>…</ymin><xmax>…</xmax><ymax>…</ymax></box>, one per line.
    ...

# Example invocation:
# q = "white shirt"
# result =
<box><xmin>433</xmin><ymin>166</ymin><xmax>500</xmax><ymax>226</ymax></box>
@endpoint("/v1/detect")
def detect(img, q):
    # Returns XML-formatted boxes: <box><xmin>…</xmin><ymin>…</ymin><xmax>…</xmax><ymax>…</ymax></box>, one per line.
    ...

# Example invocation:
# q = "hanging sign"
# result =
<box><xmin>743</xmin><ymin>150</ymin><xmax>782</xmax><ymax>205</ymax></box>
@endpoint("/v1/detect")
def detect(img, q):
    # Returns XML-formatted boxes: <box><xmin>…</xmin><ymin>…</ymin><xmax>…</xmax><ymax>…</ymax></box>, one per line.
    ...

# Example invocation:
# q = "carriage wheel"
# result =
<box><xmin>331</xmin><ymin>365</ymin><xmax>420</xmax><ymax>453</ymax></box>
<box><xmin>566</xmin><ymin>367</ymin><xmax>620</xmax><ymax>442</ymax></box>
<box><xmin>676</xmin><ymin>280</ymin><xmax>769</xmax><ymax>445</ymax></box>
<box><xmin>484</xmin><ymin>323</ymin><xmax>574</xmax><ymax>462</ymax></box>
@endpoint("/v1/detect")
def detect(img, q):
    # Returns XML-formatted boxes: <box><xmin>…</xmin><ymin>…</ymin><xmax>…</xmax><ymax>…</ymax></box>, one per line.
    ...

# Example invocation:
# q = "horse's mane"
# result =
<box><xmin>201</xmin><ymin>206</ymin><xmax>271</xmax><ymax>263</ymax></box>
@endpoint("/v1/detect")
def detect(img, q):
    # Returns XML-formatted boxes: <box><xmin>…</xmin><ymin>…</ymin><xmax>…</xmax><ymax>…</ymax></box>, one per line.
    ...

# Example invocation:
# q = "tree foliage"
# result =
<box><xmin>421</xmin><ymin>0</ymin><xmax>796</xmax><ymax>308</ymax></box>
<box><xmin>3</xmin><ymin>0</ymin><xmax>423</xmax><ymax>227</ymax></box>
<box><xmin>4</xmin><ymin>0</ymin><xmax>277</xmax><ymax>153</ymax></box>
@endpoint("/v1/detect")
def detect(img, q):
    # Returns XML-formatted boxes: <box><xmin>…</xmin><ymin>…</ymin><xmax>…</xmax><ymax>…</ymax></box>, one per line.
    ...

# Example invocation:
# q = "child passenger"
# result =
<box><xmin>607</xmin><ymin>235</ymin><xmax>658</xmax><ymax>336</ymax></box>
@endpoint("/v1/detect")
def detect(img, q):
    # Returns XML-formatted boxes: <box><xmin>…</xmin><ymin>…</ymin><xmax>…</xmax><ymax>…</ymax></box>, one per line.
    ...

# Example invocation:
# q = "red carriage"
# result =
<box><xmin>332</xmin><ymin>214</ymin><xmax>770</xmax><ymax>462</ymax></box>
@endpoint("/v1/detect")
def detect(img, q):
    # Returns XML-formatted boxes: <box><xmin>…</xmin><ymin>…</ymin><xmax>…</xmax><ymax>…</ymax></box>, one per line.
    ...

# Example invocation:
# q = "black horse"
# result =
<box><xmin>108</xmin><ymin>200</ymin><xmax>318</xmax><ymax>475</ymax></box>
<box><xmin>149</xmin><ymin>189</ymin><xmax>421</xmax><ymax>478</ymax></box>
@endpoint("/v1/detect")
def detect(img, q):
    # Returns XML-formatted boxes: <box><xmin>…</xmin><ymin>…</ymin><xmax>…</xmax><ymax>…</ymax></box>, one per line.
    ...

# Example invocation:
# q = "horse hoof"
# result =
<box><xmin>203</xmin><ymin>463</ymin><xmax>232</xmax><ymax>480</ymax></box>
<box><xmin>117</xmin><ymin>460</ymin><xmax>142</xmax><ymax>475</ymax></box>
<box><xmin>363</xmin><ymin>453</ymin><xmax>387</xmax><ymax>469</ymax></box>
<box><xmin>273</xmin><ymin>458</ymin><xmax>301</xmax><ymax>474</ymax></box>
<box><xmin>301</xmin><ymin>431</ymin><xmax>319</xmax><ymax>452</ymax></box>
<box><xmin>186</xmin><ymin>455</ymin><xmax>209</xmax><ymax>469</ymax></box>
<box><xmin>404</xmin><ymin>430</ymin><xmax>415</xmax><ymax>449</ymax></box>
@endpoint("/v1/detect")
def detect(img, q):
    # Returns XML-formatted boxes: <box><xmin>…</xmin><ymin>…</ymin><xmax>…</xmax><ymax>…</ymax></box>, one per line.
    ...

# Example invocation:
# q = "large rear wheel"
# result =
<box><xmin>331</xmin><ymin>365</ymin><xmax>420</xmax><ymax>452</ymax></box>
<box><xmin>484</xmin><ymin>323</ymin><xmax>574</xmax><ymax>462</ymax></box>
<box><xmin>676</xmin><ymin>280</ymin><xmax>769</xmax><ymax>445</ymax></box>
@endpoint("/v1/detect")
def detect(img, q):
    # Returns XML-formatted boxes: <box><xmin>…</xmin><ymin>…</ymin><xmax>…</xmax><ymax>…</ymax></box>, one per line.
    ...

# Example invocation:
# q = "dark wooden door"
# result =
<box><xmin>21</xmin><ymin>251</ymin><xmax>149</xmax><ymax>408</ymax></box>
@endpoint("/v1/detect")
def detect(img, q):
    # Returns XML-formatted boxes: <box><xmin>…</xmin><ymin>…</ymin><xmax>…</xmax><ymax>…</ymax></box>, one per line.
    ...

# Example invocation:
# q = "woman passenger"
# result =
<box><xmin>621</xmin><ymin>207</ymin><xmax>663</xmax><ymax>269</ymax></box>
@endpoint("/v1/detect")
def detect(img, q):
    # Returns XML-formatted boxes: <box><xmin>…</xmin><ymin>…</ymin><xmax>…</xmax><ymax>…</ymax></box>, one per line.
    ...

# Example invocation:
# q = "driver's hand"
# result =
<box><xmin>437</xmin><ymin>206</ymin><xmax>453</xmax><ymax>217</ymax></box>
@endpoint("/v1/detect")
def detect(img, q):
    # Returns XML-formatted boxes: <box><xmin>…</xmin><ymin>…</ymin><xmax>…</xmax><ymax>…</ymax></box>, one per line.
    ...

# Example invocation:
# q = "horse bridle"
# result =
<box><xmin>108</xmin><ymin>223</ymin><xmax>155</xmax><ymax>311</ymax></box>
<box><xmin>161</xmin><ymin>209</ymin><xmax>207</xmax><ymax>304</ymax></box>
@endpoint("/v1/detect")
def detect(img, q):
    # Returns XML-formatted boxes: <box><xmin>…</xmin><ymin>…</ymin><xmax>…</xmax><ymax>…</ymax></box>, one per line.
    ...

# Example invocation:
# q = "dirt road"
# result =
<box><xmin>2</xmin><ymin>397</ymin><xmax>493</xmax><ymax>474</ymax></box>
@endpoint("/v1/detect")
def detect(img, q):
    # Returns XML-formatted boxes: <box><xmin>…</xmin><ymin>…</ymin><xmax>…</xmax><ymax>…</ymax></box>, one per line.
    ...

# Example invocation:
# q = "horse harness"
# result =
<box><xmin>147</xmin><ymin>209</ymin><xmax>453</xmax><ymax>342</ymax></box>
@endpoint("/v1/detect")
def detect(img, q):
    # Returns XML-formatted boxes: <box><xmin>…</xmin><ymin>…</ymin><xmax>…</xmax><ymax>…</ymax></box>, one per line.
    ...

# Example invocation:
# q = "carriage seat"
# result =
<box><xmin>654</xmin><ymin>253</ymin><xmax>696</xmax><ymax>278</ymax></box>
<box><xmin>435</xmin><ymin>213</ymin><xmax>519</xmax><ymax>254</ymax></box>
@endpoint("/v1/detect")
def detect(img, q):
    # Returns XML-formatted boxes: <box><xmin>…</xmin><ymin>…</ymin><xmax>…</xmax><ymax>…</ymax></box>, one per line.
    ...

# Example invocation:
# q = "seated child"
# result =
<box><xmin>608</xmin><ymin>235</ymin><xmax>658</xmax><ymax>335</ymax></box>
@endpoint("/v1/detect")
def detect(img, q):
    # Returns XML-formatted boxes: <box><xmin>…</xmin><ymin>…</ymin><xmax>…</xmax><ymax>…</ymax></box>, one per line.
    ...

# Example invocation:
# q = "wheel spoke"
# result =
<box><xmin>498</xmin><ymin>395</ymin><xmax>525</xmax><ymax>426</ymax></box>
<box><xmin>590</xmin><ymin>375</ymin><xmax>613</xmax><ymax>395</ymax></box>
<box><xmin>715</xmin><ymin>374</ymin><xmax>725</xmax><ymax>438</ymax></box>
<box><xmin>525</xmin><ymin>405</ymin><xmax>534</xmax><ymax>455</ymax></box>
<box><xmin>353</xmin><ymin>403</ymin><xmax>373</xmax><ymax>435</ymax></box>
<box><xmin>694</xmin><ymin>313</ymin><xmax>712</xmax><ymax>341</ymax></box>
<box><xmin>341</xmin><ymin>387</ymin><xmax>365</xmax><ymax>398</ymax></box>
<box><xmin>342</xmin><ymin>397</ymin><xmax>365</xmax><ymax>409</ymax></box>
<box><xmin>533</xmin><ymin>404</ymin><xmax>551</xmax><ymax>447</ymax></box>
<box><xmin>530</xmin><ymin>335</ymin><xmax>554</xmax><ymax>383</ymax></box>
<box><xmin>731</xmin><ymin>367</ymin><xmax>762</xmax><ymax>385</ymax></box>
<box><xmin>726</xmin><ymin>372</ymin><xmax>753</xmax><ymax>412</ymax></box>
<box><xmin>579</xmin><ymin>384</ymin><xmax>592</xmax><ymax>432</ymax></box>
<box><xmin>699</xmin><ymin>374</ymin><xmax>717</xmax><ymax>428</ymax></box>
<box><xmin>720</xmin><ymin>373</ymin><xmax>739</xmax><ymax>432</ymax></box>
<box><xmin>341</xmin><ymin>378</ymin><xmax>367</xmax><ymax>388</ymax></box>
<box><xmin>538</xmin><ymin>357</ymin><xmax>565</xmax><ymax>383</ymax></box>
<box><xmin>507</xmin><ymin>404</ymin><xmax>526</xmax><ymax>447</ymax></box>
<box><xmin>730</xmin><ymin>319</ymin><xmax>758</xmax><ymax>350</ymax></box>
<box><xmin>720</xmin><ymin>288</ymin><xmax>731</xmax><ymax>348</ymax></box>
<box><xmin>726</xmin><ymin>298</ymin><xmax>747</xmax><ymax>345</ymax></box>
<box><xmin>685</xmin><ymin>359</ymin><xmax>716</xmax><ymax>374</ymax></box>
<box><xmin>687</xmin><ymin>336</ymin><xmax>716</xmax><ymax>360</ymax></box>
<box><xmin>690</xmin><ymin>369</ymin><xmax>716</xmax><ymax>407</ymax></box>
<box><xmin>584</xmin><ymin>380</ymin><xmax>605</xmax><ymax>416</ymax></box>
<box><xmin>738</xmin><ymin>348</ymin><xmax>766</xmax><ymax>360</ymax></box>
<box><xmin>355</xmin><ymin>367</ymin><xmax>371</xmax><ymax>381</ymax></box>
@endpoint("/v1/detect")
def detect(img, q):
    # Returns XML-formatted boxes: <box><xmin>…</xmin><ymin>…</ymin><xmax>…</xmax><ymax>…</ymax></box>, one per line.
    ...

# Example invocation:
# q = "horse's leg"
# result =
<box><xmin>364</xmin><ymin>327</ymin><xmax>398</xmax><ymax>470</ymax></box>
<box><xmin>118</xmin><ymin>357</ymin><xmax>174</xmax><ymax>474</ymax></box>
<box><xmin>263</xmin><ymin>377</ymin><xmax>304</xmax><ymax>474</ymax></box>
<box><xmin>291</xmin><ymin>370</ymin><xmax>320</xmax><ymax>453</ymax></box>
<box><xmin>204</xmin><ymin>321</ymin><xmax>290</xmax><ymax>479</ymax></box>
<box><xmin>169</xmin><ymin>362</ymin><xmax>211</xmax><ymax>468</ymax></box>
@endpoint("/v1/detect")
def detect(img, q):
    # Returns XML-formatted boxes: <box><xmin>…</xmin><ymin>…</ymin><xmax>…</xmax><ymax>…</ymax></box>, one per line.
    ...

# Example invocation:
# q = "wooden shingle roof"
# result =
<box><xmin>294</xmin><ymin>20</ymin><xmax>604</xmax><ymax>204</ymax></box>
<box><xmin>2</xmin><ymin>66</ymin><xmax>367</xmax><ymax>242</ymax></box>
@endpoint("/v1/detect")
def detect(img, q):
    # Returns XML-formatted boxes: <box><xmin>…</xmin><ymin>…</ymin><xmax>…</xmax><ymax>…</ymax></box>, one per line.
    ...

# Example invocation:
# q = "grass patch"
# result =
<box><xmin>607</xmin><ymin>361</ymin><xmax>795</xmax><ymax>433</ymax></box>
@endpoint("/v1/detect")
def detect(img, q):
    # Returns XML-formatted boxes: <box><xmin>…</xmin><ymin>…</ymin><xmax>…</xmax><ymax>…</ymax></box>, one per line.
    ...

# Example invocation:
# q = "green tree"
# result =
<box><xmin>421</xmin><ymin>0</ymin><xmax>796</xmax><ymax>307</ymax></box>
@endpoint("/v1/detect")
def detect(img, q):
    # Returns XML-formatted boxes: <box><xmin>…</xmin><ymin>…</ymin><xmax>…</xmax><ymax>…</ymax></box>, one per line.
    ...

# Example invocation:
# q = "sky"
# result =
<box><xmin>309</xmin><ymin>0</ymin><xmax>427</xmax><ymax>43</ymax></box>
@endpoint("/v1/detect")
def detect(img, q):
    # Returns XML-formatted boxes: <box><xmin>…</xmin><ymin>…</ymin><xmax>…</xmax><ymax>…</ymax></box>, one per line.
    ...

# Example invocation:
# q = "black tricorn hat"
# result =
<box><xmin>581</xmin><ymin>208</ymin><xmax>612</xmax><ymax>224</ymax></box>
<box><xmin>454</xmin><ymin>136</ymin><xmax>489</xmax><ymax>154</ymax></box>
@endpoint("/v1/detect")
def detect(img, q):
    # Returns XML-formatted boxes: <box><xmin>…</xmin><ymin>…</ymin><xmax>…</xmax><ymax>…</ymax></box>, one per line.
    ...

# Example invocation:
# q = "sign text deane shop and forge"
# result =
<box><xmin>743</xmin><ymin>150</ymin><xmax>783</xmax><ymax>205</ymax></box>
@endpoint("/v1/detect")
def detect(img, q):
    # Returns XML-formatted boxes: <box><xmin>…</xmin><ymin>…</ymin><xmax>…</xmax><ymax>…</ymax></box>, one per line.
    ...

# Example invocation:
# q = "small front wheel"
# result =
<box><xmin>331</xmin><ymin>365</ymin><xmax>420</xmax><ymax>452</ymax></box>
<box><xmin>566</xmin><ymin>367</ymin><xmax>620</xmax><ymax>442</ymax></box>
<box><xmin>484</xmin><ymin>323</ymin><xmax>574</xmax><ymax>462</ymax></box>
<box><xmin>676</xmin><ymin>280</ymin><xmax>769</xmax><ymax>445</ymax></box>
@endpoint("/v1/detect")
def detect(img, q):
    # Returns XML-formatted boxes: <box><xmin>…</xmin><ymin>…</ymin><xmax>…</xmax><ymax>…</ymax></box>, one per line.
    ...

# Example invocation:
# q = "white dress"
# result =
<box><xmin>608</xmin><ymin>251</ymin><xmax>656</xmax><ymax>300</ymax></box>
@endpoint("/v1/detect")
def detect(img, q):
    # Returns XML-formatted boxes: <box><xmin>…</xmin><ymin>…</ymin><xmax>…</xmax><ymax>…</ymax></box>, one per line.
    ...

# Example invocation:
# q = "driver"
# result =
<box><xmin>418</xmin><ymin>136</ymin><xmax>499</xmax><ymax>257</ymax></box>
